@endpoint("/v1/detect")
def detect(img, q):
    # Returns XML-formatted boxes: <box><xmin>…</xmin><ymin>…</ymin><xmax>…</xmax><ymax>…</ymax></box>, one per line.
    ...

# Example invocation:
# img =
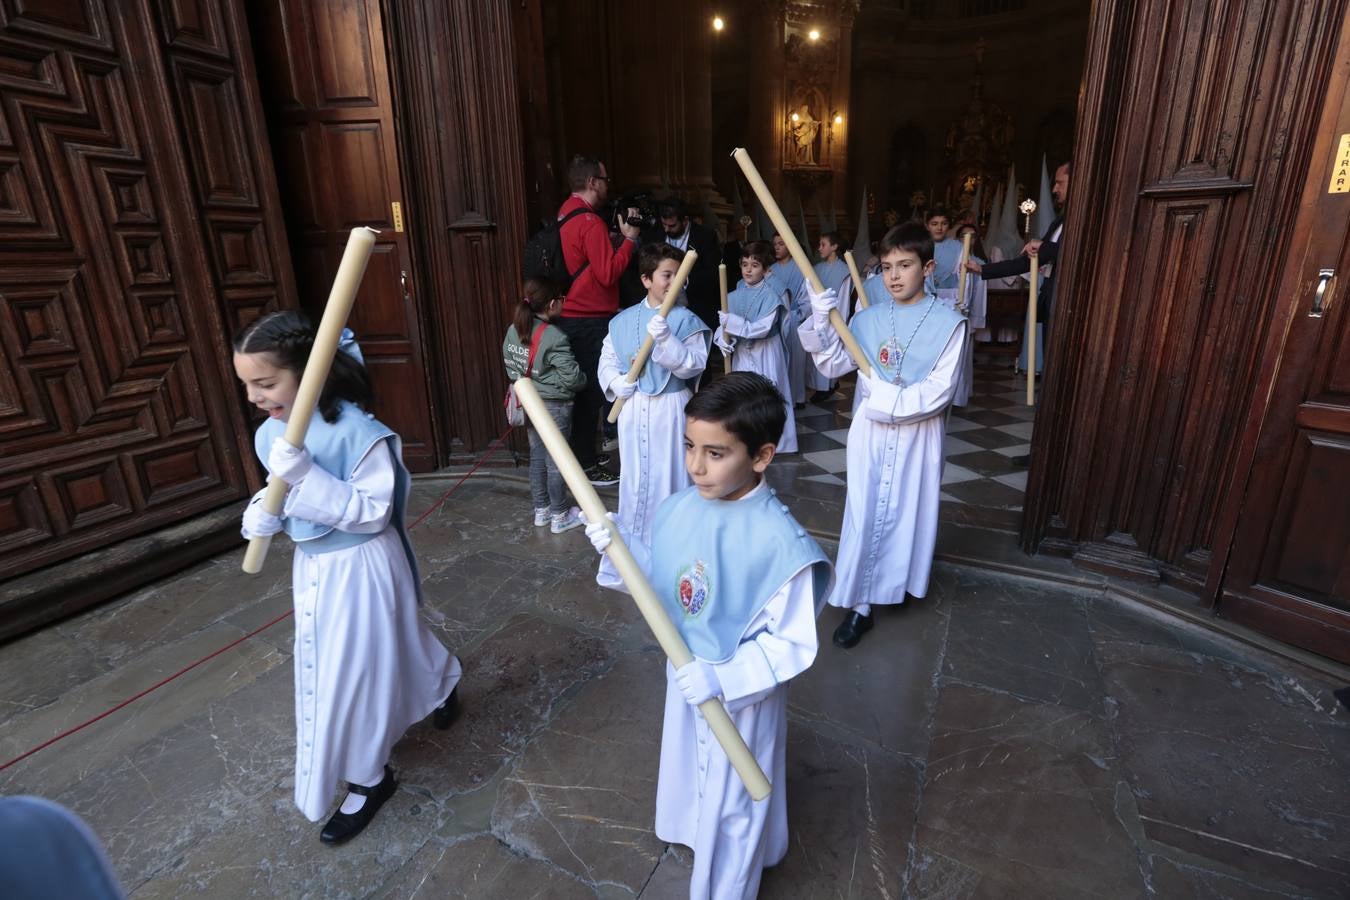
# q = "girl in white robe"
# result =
<box><xmin>596</xmin><ymin>244</ymin><xmax>711</xmax><ymax>588</ymax></box>
<box><xmin>234</xmin><ymin>312</ymin><xmax>462</xmax><ymax>844</ymax></box>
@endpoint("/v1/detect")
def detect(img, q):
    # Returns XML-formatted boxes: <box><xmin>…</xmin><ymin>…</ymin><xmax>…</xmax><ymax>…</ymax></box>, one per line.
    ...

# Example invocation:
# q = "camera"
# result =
<box><xmin>603</xmin><ymin>189</ymin><xmax>657</xmax><ymax>231</ymax></box>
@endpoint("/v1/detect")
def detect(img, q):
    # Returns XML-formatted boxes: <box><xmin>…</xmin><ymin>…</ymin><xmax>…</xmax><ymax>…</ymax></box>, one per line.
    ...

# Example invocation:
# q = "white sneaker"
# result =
<box><xmin>550</xmin><ymin>507</ymin><xmax>584</xmax><ymax>534</ymax></box>
<box><xmin>533</xmin><ymin>507</ymin><xmax>549</xmax><ymax>527</ymax></box>
<box><xmin>601</xmin><ymin>437</ymin><xmax>619</xmax><ymax>452</ymax></box>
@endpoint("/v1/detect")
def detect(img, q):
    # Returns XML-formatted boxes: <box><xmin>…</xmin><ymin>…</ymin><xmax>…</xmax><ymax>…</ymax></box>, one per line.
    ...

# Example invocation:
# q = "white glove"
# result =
<box><xmin>240</xmin><ymin>494</ymin><xmax>283</xmax><ymax>539</ymax></box>
<box><xmin>268</xmin><ymin>437</ymin><xmax>312</xmax><ymax>483</ymax></box>
<box><xmin>714</xmin><ymin>331</ymin><xmax>737</xmax><ymax>355</ymax></box>
<box><xmin>581</xmin><ymin>510</ymin><xmax>619</xmax><ymax>555</ymax></box>
<box><xmin>610</xmin><ymin>375</ymin><xmax>639</xmax><ymax>400</ymax></box>
<box><xmin>675</xmin><ymin>659</ymin><xmax>722</xmax><ymax>706</ymax></box>
<box><xmin>807</xmin><ymin>286</ymin><xmax>838</xmax><ymax>324</ymax></box>
<box><xmin>646</xmin><ymin>313</ymin><xmax>672</xmax><ymax>345</ymax></box>
<box><xmin>717</xmin><ymin>310</ymin><xmax>729</xmax><ymax>328</ymax></box>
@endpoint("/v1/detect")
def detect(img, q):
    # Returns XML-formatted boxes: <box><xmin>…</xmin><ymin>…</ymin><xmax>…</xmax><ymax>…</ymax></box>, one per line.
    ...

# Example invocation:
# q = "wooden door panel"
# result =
<box><xmin>254</xmin><ymin>0</ymin><xmax>437</xmax><ymax>469</ymax></box>
<box><xmin>0</xmin><ymin>1</ymin><xmax>245</xmax><ymax>577</ymax></box>
<box><xmin>310</xmin><ymin>0</ymin><xmax>378</xmax><ymax>106</ymax></box>
<box><xmin>1216</xmin><ymin>11</ymin><xmax>1350</xmax><ymax>661</ymax></box>
<box><xmin>1265</xmin><ymin>431</ymin><xmax>1350</xmax><ymax>605</ymax></box>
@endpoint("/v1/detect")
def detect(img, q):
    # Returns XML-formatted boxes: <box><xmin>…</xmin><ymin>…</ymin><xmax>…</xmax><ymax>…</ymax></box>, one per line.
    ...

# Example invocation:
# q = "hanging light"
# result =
<box><xmin>712</xmin><ymin>15</ymin><xmax>724</xmax><ymax>31</ymax></box>
<box><xmin>808</xmin><ymin>28</ymin><xmax>821</xmax><ymax>41</ymax></box>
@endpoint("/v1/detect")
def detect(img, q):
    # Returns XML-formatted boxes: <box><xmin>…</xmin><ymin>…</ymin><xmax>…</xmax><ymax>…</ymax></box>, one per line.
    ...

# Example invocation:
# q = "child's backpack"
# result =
<box><xmin>504</xmin><ymin>323</ymin><xmax>546</xmax><ymax>427</ymax></box>
<box><xmin>522</xmin><ymin>208</ymin><xmax>591</xmax><ymax>290</ymax></box>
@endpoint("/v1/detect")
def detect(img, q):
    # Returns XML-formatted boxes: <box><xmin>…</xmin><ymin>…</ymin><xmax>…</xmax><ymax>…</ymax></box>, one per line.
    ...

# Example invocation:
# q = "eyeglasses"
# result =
<box><xmin>591</xmin><ymin>174</ymin><xmax>612</xmax><ymax>183</ymax></box>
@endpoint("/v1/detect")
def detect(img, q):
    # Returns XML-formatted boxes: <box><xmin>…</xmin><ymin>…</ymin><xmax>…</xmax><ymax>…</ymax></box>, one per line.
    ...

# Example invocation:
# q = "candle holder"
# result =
<box><xmin>1019</xmin><ymin>198</ymin><xmax>1037</xmax><ymax>237</ymax></box>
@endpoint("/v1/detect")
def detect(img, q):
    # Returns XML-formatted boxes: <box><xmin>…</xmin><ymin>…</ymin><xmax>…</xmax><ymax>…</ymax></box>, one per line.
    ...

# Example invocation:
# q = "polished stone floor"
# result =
<box><xmin>3</xmin><ymin>376</ymin><xmax>1349</xmax><ymax>897</ymax></box>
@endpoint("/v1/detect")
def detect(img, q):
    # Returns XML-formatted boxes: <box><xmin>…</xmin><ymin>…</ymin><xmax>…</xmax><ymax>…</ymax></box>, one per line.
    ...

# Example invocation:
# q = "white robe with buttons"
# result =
<box><xmin>714</xmin><ymin>309</ymin><xmax>798</xmax><ymax>453</ymax></box>
<box><xmin>282</xmin><ymin>441</ymin><xmax>462</xmax><ymax>822</ymax></box>
<box><xmin>798</xmin><ymin>317</ymin><xmax>964</xmax><ymax>607</ymax></box>
<box><xmin>614</xmin><ymin>481</ymin><xmax>820</xmax><ymax>900</ymax></box>
<box><xmin>595</xmin><ymin>326</ymin><xmax>709</xmax><ymax>589</ymax></box>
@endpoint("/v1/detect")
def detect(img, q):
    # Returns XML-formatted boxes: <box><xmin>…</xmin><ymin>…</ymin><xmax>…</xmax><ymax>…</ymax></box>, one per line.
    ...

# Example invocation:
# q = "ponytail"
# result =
<box><xmin>514</xmin><ymin>276</ymin><xmax>563</xmax><ymax>343</ymax></box>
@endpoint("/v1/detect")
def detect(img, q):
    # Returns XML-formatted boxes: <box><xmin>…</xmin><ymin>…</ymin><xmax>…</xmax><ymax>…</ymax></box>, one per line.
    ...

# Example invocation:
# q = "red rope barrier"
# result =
<box><xmin>0</xmin><ymin>426</ymin><xmax>514</xmax><ymax>773</ymax></box>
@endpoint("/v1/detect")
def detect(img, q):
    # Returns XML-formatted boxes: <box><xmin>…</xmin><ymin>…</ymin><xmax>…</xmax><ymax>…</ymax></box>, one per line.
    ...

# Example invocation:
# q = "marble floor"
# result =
<box><xmin>772</xmin><ymin>351</ymin><xmax>1035</xmax><ymax>518</ymax></box>
<box><xmin>3</xmin><ymin>454</ymin><xmax>1348</xmax><ymax>898</ymax></box>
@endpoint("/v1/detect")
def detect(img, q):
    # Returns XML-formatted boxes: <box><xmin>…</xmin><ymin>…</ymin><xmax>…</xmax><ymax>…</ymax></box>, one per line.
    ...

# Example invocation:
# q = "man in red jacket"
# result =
<box><xmin>556</xmin><ymin>155</ymin><xmax>641</xmax><ymax>485</ymax></box>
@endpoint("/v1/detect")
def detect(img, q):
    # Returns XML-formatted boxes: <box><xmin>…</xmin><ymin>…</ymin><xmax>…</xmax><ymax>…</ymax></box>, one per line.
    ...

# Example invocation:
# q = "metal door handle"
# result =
<box><xmin>1310</xmin><ymin>268</ymin><xmax>1333</xmax><ymax>318</ymax></box>
<box><xmin>400</xmin><ymin>270</ymin><xmax>410</xmax><ymax>303</ymax></box>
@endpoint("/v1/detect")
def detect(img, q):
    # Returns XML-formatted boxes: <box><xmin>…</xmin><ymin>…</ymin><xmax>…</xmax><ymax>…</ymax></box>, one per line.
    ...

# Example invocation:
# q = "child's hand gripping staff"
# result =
<box><xmin>731</xmin><ymin>148</ymin><xmax>872</xmax><ymax>378</ymax></box>
<box><xmin>241</xmin><ymin>226</ymin><xmax>379</xmax><ymax>574</ymax></box>
<box><xmin>513</xmin><ymin>375</ymin><xmax>772</xmax><ymax>802</ymax></box>
<box><xmin>606</xmin><ymin>248</ymin><xmax>700</xmax><ymax>424</ymax></box>
<box><xmin>956</xmin><ymin>231</ymin><xmax>974</xmax><ymax>315</ymax></box>
<box><xmin>844</xmin><ymin>250</ymin><xmax>867</xmax><ymax>311</ymax></box>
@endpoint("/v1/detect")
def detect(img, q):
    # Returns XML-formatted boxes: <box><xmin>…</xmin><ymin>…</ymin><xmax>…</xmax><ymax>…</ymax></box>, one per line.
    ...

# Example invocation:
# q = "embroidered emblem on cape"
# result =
<box><xmin>677</xmin><ymin>561</ymin><xmax>710</xmax><ymax>618</ymax></box>
<box><xmin>877</xmin><ymin>338</ymin><xmax>902</xmax><ymax>374</ymax></box>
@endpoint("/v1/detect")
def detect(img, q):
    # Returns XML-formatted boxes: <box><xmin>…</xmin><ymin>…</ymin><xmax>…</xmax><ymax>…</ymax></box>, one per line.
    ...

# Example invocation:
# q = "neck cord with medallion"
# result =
<box><xmin>884</xmin><ymin>294</ymin><xmax>936</xmax><ymax>386</ymax></box>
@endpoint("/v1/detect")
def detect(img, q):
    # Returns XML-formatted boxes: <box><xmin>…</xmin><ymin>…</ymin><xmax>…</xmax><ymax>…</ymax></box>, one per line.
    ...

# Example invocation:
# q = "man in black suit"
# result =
<box><xmin>646</xmin><ymin>197</ymin><xmax>723</xmax><ymax>329</ymax></box>
<box><xmin>967</xmin><ymin>160</ymin><xmax>1070</xmax><ymax>324</ymax></box>
<box><xmin>966</xmin><ymin>160</ymin><xmax>1070</xmax><ymax>467</ymax></box>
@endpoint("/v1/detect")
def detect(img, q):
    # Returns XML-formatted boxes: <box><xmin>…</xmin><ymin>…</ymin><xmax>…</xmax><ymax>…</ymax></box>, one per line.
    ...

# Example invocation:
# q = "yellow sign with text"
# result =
<box><xmin>1331</xmin><ymin>133</ymin><xmax>1350</xmax><ymax>194</ymax></box>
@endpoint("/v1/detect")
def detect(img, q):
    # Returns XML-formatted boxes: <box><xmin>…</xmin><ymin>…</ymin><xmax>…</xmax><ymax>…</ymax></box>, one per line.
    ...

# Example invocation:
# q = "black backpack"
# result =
<box><xmin>522</xmin><ymin>207</ymin><xmax>591</xmax><ymax>290</ymax></box>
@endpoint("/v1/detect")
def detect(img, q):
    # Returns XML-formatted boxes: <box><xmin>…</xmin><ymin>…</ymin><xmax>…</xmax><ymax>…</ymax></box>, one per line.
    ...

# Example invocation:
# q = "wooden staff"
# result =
<box><xmin>514</xmin><ymin>377</ymin><xmax>772</xmax><ymax>800</ymax></box>
<box><xmin>731</xmin><ymin>148</ymin><xmax>872</xmax><ymax>378</ymax></box>
<box><xmin>844</xmin><ymin>250</ymin><xmax>867</xmax><ymax>311</ymax></box>
<box><xmin>956</xmin><ymin>231</ymin><xmax>973</xmax><ymax>314</ymax></box>
<box><xmin>606</xmin><ymin>249</ymin><xmax>699</xmax><ymax>424</ymax></box>
<box><xmin>718</xmin><ymin>262</ymin><xmax>733</xmax><ymax>371</ymax></box>
<box><xmin>1026</xmin><ymin>251</ymin><xmax>1039</xmax><ymax>406</ymax></box>
<box><xmin>243</xmin><ymin>227</ymin><xmax>379</xmax><ymax>574</ymax></box>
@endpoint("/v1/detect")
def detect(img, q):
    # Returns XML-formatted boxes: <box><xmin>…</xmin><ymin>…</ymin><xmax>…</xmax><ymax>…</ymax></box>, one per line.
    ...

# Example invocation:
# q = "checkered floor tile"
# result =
<box><xmin>779</xmin><ymin>352</ymin><xmax>1036</xmax><ymax>513</ymax></box>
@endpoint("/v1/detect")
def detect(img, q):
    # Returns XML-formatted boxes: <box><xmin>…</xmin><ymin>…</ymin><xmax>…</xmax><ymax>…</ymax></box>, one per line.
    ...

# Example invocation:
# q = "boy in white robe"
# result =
<box><xmin>596</xmin><ymin>243</ymin><xmax>711</xmax><ymax>588</ymax></box>
<box><xmin>583</xmin><ymin>372</ymin><xmax>832</xmax><ymax>900</ymax></box>
<box><xmin>714</xmin><ymin>240</ymin><xmax>797</xmax><ymax>452</ymax></box>
<box><xmin>808</xmin><ymin>231</ymin><xmax>851</xmax><ymax>401</ymax></box>
<box><xmin>770</xmin><ymin>233</ymin><xmax>809</xmax><ymax>406</ymax></box>
<box><xmin>924</xmin><ymin>209</ymin><xmax>985</xmax><ymax>407</ymax></box>
<box><xmin>797</xmin><ymin>223</ymin><xmax>966</xmax><ymax>649</ymax></box>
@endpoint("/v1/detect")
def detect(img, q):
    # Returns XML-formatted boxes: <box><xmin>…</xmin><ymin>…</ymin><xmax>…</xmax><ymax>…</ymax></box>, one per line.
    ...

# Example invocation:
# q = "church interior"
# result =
<box><xmin>1</xmin><ymin>1</ymin><xmax>1348</xmax><ymax>896</ymax></box>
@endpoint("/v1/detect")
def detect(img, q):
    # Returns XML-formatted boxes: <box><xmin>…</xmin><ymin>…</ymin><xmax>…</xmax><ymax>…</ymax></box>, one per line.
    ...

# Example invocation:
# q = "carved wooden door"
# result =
<box><xmin>249</xmin><ymin>0</ymin><xmax>437</xmax><ymax>470</ymax></box>
<box><xmin>0</xmin><ymin>1</ymin><xmax>266</xmax><ymax>579</ymax></box>
<box><xmin>1214</xmin><ymin>15</ymin><xmax>1350</xmax><ymax>662</ymax></box>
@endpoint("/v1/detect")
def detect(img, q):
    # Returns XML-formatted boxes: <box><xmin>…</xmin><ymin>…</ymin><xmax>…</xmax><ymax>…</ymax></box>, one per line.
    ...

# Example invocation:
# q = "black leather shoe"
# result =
<box><xmin>432</xmin><ymin>686</ymin><xmax>461</xmax><ymax>730</ymax></box>
<box><xmin>320</xmin><ymin>765</ymin><xmax>396</xmax><ymax>846</ymax></box>
<box><xmin>832</xmin><ymin>611</ymin><xmax>873</xmax><ymax>649</ymax></box>
<box><xmin>1011</xmin><ymin>454</ymin><xmax>1030</xmax><ymax>467</ymax></box>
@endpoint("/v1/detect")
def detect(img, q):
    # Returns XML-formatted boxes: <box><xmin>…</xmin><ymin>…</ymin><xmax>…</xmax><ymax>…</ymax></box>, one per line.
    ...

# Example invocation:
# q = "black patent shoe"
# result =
<box><xmin>832</xmin><ymin>610</ymin><xmax>874</xmax><ymax>649</ymax></box>
<box><xmin>320</xmin><ymin>765</ymin><xmax>396</xmax><ymax>846</ymax></box>
<box><xmin>432</xmin><ymin>686</ymin><xmax>461</xmax><ymax>730</ymax></box>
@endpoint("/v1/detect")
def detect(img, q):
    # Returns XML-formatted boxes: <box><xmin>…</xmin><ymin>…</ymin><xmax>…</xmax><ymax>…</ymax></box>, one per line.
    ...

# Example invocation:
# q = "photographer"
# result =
<box><xmin>555</xmin><ymin>155</ymin><xmax>640</xmax><ymax>485</ymax></box>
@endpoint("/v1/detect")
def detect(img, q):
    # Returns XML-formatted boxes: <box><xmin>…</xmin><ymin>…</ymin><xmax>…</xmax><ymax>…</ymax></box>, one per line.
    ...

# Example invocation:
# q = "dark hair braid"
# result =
<box><xmin>232</xmin><ymin>310</ymin><xmax>374</xmax><ymax>423</ymax></box>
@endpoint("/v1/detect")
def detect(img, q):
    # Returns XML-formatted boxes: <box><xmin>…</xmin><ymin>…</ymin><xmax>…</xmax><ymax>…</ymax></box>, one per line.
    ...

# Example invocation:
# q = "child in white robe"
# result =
<box><xmin>714</xmin><ymin>240</ymin><xmax>797</xmax><ymax>452</ymax></box>
<box><xmin>808</xmin><ymin>231</ymin><xmax>851</xmax><ymax>400</ymax></box>
<box><xmin>234</xmin><ymin>311</ymin><xmax>462</xmax><ymax>845</ymax></box>
<box><xmin>596</xmin><ymin>243</ymin><xmax>710</xmax><ymax>588</ymax></box>
<box><xmin>770</xmin><ymin>234</ymin><xmax>809</xmax><ymax>406</ymax></box>
<box><xmin>797</xmin><ymin>223</ymin><xmax>966</xmax><ymax>650</ymax></box>
<box><xmin>583</xmin><ymin>372</ymin><xmax>832</xmax><ymax>900</ymax></box>
<box><xmin>925</xmin><ymin>209</ymin><xmax>985</xmax><ymax>407</ymax></box>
